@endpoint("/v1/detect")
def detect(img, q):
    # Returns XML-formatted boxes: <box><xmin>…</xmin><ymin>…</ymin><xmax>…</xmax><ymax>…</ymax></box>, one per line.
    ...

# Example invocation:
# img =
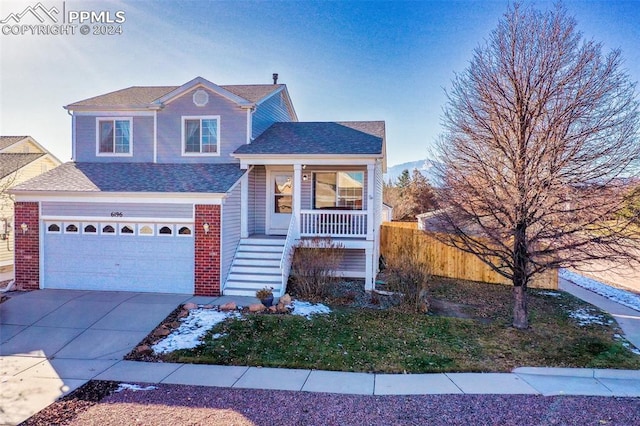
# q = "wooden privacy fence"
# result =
<box><xmin>380</xmin><ymin>222</ymin><xmax>558</xmax><ymax>289</ymax></box>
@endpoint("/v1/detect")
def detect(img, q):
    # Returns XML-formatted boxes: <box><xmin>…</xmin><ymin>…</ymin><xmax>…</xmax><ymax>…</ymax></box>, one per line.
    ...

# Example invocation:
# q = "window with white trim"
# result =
<box><xmin>182</xmin><ymin>116</ymin><xmax>219</xmax><ymax>155</ymax></box>
<box><xmin>97</xmin><ymin>118</ymin><xmax>132</xmax><ymax>155</ymax></box>
<box><xmin>313</xmin><ymin>171</ymin><xmax>364</xmax><ymax>210</ymax></box>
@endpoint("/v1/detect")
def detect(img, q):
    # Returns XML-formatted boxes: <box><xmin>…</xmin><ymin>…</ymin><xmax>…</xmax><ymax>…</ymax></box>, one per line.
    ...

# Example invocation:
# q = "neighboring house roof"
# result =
<box><xmin>234</xmin><ymin>122</ymin><xmax>385</xmax><ymax>156</ymax></box>
<box><xmin>0</xmin><ymin>136</ymin><xmax>30</xmax><ymax>151</ymax></box>
<box><xmin>11</xmin><ymin>162</ymin><xmax>245</xmax><ymax>193</ymax></box>
<box><xmin>0</xmin><ymin>153</ymin><xmax>45</xmax><ymax>179</ymax></box>
<box><xmin>66</xmin><ymin>82</ymin><xmax>285</xmax><ymax>109</ymax></box>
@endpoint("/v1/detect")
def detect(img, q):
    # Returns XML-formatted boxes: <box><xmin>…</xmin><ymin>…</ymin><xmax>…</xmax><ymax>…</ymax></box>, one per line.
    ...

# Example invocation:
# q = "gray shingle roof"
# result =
<box><xmin>11</xmin><ymin>162</ymin><xmax>245</xmax><ymax>193</ymax></box>
<box><xmin>234</xmin><ymin>122</ymin><xmax>385</xmax><ymax>156</ymax></box>
<box><xmin>0</xmin><ymin>153</ymin><xmax>45</xmax><ymax>178</ymax></box>
<box><xmin>66</xmin><ymin>84</ymin><xmax>284</xmax><ymax>108</ymax></box>
<box><xmin>0</xmin><ymin>136</ymin><xmax>28</xmax><ymax>151</ymax></box>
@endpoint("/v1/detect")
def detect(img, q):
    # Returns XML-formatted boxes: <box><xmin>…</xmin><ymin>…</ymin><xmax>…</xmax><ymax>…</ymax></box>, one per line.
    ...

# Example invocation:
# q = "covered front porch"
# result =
<box><xmin>224</xmin><ymin>161</ymin><xmax>381</xmax><ymax>297</ymax></box>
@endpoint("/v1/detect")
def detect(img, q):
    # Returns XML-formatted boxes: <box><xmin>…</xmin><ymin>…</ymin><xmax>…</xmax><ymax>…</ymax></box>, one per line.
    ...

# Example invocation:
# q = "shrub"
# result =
<box><xmin>289</xmin><ymin>237</ymin><xmax>345</xmax><ymax>298</ymax></box>
<box><xmin>383</xmin><ymin>246</ymin><xmax>432</xmax><ymax>313</ymax></box>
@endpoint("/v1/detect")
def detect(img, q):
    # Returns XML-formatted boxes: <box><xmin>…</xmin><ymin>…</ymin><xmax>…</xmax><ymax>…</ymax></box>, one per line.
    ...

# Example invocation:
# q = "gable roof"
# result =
<box><xmin>11</xmin><ymin>162</ymin><xmax>245</xmax><ymax>194</ymax></box>
<box><xmin>65</xmin><ymin>78</ymin><xmax>286</xmax><ymax>110</ymax></box>
<box><xmin>233</xmin><ymin>121</ymin><xmax>385</xmax><ymax>156</ymax></box>
<box><xmin>0</xmin><ymin>136</ymin><xmax>29</xmax><ymax>151</ymax></box>
<box><xmin>0</xmin><ymin>153</ymin><xmax>45</xmax><ymax>179</ymax></box>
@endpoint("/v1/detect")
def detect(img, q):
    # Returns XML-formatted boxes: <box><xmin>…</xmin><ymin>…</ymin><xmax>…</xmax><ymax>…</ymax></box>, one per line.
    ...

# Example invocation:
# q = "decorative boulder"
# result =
<box><xmin>249</xmin><ymin>303</ymin><xmax>266</xmax><ymax>312</ymax></box>
<box><xmin>136</xmin><ymin>345</ymin><xmax>152</xmax><ymax>355</ymax></box>
<box><xmin>183</xmin><ymin>302</ymin><xmax>198</xmax><ymax>310</ymax></box>
<box><xmin>279</xmin><ymin>294</ymin><xmax>292</xmax><ymax>305</ymax></box>
<box><xmin>219</xmin><ymin>301</ymin><xmax>237</xmax><ymax>311</ymax></box>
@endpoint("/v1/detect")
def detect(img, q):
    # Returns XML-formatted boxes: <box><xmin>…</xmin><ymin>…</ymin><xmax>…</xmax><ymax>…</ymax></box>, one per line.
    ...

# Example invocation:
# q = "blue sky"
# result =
<box><xmin>1</xmin><ymin>0</ymin><xmax>639</xmax><ymax>166</ymax></box>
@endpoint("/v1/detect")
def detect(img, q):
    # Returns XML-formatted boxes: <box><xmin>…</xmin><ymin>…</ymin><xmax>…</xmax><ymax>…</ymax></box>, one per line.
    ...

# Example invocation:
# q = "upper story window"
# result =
<box><xmin>182</xmin><ymin>116</ymin><xmax>220</xmax><ymax>156</ymax></box>
<box><xmin>313</xmin><ymin>171</ymin><xmax>364</xmax><ymax>210</ymax></box>
<box><xmin>97</xmin><ymin>118</ymin><xmax>132</xmax><ymax>156</ymax></box>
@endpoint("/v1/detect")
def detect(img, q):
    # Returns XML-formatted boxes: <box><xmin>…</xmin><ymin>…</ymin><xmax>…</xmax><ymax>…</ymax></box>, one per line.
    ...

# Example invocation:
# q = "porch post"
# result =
<box><xmin>366</xmin><ymin>163</ymin><xmax>375</xmax><ymax>240</ymax></box>
<box><xmin>240</xmin><ymin>171</ymin><xmax>249</xmax><ymax>238</ymax></box>
<box><xmin>365</xmin><ymin>246</ymin><xmax>374</xmax><ymax>291</ymax></box>
<box><xmin>293</xmin><ymin>164</ymin><xmax>302</xmax><ymax>236</ymax></box>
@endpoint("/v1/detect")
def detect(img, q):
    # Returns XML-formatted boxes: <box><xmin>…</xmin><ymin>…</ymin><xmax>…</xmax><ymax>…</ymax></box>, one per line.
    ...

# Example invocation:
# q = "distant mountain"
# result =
<box><xmin>384</xmin><ymin>159</ymin><xmax>440</xmax><ymax>185</ymax></box>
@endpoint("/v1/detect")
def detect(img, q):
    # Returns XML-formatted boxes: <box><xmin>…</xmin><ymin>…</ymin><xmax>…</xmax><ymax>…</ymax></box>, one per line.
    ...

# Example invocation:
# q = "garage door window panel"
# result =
<box><xmin>65</xmin><ymin>223</ymin><xmax>79</xmax><ymax>233</ymax></box>
<box><xmin>83</xmin><ymin>224</ymin><xmax>97</xmax><ymax>234</ymax></box>
<box><xmin>101</xmin><ymin>224</ymin><xmax>116</xmax><ymax>235</ymax></box>
<box><xmin>158</xmin><ymin>225</ymin><xmax>173</xmax><ymax>236</ymax></box>
<box><xmin>120</xmin><ymin>224</ymin><xmax>135</xmax><ymax>235</ymax></box>
<box><xmin>47</xmin><ymin>223</ymin><xmax>61</xmax><ymax>233</ymax></box>
<box><xmin>138</xmin><ymin>224</ymin><xmax>154</xmax><ymax>236</ymax></box>
<box><xmin>178</xmin><ymin>225</ymin><xmax>193</xmax><ymax>236</ymax></box>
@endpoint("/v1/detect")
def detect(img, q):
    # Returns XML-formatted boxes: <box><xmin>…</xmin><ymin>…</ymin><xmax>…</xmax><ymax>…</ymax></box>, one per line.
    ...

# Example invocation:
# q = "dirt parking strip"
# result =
<box><xmin>22</xmin><ymin>381</ymin><xmax>640</xmax><ymax>426</ymax></box>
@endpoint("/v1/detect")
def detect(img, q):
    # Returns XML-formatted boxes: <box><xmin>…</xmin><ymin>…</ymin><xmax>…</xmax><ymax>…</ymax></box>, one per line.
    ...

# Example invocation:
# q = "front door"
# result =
<box><xmin>268</xmin><ymin>171</ymin><xmax>293</xmax><ymax>235</ymax></box>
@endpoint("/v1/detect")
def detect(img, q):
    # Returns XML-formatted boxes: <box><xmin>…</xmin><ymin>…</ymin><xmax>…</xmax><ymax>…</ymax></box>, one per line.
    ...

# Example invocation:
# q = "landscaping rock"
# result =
<box><xmin>169</xmin><ymin>321</ymin><xmax>181</xmax><ymax>329</ymax></box>
<box><xmin>202</xmin><ymin>304</ymin><xmax>214</xmax><ymax>309</ymax></box>
<box><xmin>135</xmin><ymin>345</ymin><xmax>152</xmax><ymax>355</ymax></box>
<box><xmin>153</xmin><ymin>326</ymin><xmax>171</xmax><ymax>337</ymax></box>
<box><xmin>219</xmin><ymin>301</ymin><xmax>237</xmax><ymax>311</ymax></box>
<box><xmin>268</xmin><ymin>306</ymin><xmax>278</xmax><ymax>313</ymax></box>
<box><xmin>276</xmin><ymin>302</ymin><xmax>289</xmax><ymax>313</ymax></box>
<box><xmin>280</xmin><ymin>294</ymin><xmax>292</xmax><ymax>305</ymax></box>
<box><xmin>249</xmin><ymin>303</ymin><xmax>266</xmax><ymax>312</ymax></box>
<box><xmin>183</xmin><ymin>302</ymin><xmax>198</xmax><ymax>310</ymax></box>
<box><xmin>177</xmin><ymin>309</ymin><xmax>189</xmax><ymax>318</ymax></box>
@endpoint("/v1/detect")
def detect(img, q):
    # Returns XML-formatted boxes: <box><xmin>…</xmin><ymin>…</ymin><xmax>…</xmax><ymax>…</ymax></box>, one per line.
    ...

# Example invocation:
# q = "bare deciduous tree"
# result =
<box><xmin>433</xmin><ymin>3</ymin><xmax>640</xmax><ymax>329</ymax></box>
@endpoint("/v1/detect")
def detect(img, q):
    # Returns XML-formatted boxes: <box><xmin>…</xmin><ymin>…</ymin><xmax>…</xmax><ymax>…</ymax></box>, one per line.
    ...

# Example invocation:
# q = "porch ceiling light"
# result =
<box><xmin>20</xmin><ymin>223</ymin><xmax>28</xmax><ymax>233</ymax></box>
<box><xmin>203</xmin><ymin>223</ymin><xmax>210</xmax><ymax>234</ymax></box>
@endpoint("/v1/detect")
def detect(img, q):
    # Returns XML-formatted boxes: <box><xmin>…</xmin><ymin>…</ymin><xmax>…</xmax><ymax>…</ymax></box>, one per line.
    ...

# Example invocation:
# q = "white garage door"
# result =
<box><xmin>43</xmin><ymin>221</ymin><xmax>194</xmax><ymax>293</ymax></box>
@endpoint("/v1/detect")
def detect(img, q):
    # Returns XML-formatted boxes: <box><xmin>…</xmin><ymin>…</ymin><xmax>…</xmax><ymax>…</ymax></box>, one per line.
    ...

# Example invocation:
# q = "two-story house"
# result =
<box><xmin>11</xmin><ymin>76</ymin><xmax>386</xmax><ymax>297</ymax></box>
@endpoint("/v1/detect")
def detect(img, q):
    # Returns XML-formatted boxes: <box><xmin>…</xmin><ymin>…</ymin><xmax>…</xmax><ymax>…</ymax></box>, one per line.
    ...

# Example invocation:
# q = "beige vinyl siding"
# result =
<box><xmin>0</xmin><ymin>155</ymin><xmax>61</xmax><ymax>268</ymax></box>
<box><xmin>221</xmin><ymin>181</ymin><xmax>242</xmax><ymax>284</ymax></box>
<box><xmin>2</xmin><ymin>139</ymin><xmax>41</xmax><ymax>154</ymax></box>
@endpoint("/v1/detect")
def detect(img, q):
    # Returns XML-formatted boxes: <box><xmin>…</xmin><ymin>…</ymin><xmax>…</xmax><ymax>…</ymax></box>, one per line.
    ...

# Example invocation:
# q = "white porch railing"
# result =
<box><xmin>279</xmin><ymin>214</ymin><xmax>299</xmax><ymax>297</ymax></box>
<box><xmin>300</xmin><ymin>210</ymin><xmax>367</xmax><ymax>238</ymax></box>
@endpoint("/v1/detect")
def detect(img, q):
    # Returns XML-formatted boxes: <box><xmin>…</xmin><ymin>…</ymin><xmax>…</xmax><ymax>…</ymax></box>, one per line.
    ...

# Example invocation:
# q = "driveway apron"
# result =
<box><xmin>0</xmin><ymin>289</ymin><xmax>189</xmax><ymax>425</ymax></box>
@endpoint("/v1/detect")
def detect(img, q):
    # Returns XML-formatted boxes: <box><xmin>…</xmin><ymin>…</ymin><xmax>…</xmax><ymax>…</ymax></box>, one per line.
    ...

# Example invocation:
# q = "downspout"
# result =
<box><xmin>0</xmin><ymin>280</ymin><xmax>16</xmax><ymax>293</ymax></box>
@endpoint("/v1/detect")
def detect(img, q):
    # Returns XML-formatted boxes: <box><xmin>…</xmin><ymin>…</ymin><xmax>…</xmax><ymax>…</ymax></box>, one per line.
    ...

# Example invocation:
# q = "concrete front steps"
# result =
<box><xmin>223</xmin><ymin>237</ymin><xmax>286</xmax><ymax>297</ymax></box>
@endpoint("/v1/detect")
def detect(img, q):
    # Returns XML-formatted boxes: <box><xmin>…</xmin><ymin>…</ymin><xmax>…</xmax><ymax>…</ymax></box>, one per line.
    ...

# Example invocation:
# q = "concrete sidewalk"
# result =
<box><xmin>560</xmin><ymin>277</ymin><xmax>640</xmax><ymax>350</ymax></box>
<box><xmin>2</xmin><ymin>284</ymin><xmax>640</xmax><ymax>425</ymax></box>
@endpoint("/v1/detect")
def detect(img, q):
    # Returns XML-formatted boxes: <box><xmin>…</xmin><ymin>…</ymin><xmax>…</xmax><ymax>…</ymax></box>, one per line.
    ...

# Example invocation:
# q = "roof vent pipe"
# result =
<box><xmin>272</xmin><ymin>73</ymin><xmax>278</xmax><ymax>84</ymax></box>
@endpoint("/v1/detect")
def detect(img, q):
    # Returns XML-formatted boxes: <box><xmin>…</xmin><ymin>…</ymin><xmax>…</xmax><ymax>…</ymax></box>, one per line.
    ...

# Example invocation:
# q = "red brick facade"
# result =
<box><xmin>14</xmin><ymin>202</ymin><xmax>40</xmax><ymax>291</ymax></box>
<box><xmin>194</xmin><ymin>204</ymin><xmax>221</xmax><ymax>296</ymax></box>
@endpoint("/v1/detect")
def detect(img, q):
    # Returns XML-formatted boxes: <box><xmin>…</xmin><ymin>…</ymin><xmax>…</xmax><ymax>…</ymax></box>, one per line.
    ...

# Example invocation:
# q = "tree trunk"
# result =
<box><xmin>512</xmin><ymin>285</ymin><xmax>528</xmax><ymax>329</ymax></box>
<box><xmin>512</xmin><ymin>222</ymin><xmax>529</xmax><ymax>329</ymax></box>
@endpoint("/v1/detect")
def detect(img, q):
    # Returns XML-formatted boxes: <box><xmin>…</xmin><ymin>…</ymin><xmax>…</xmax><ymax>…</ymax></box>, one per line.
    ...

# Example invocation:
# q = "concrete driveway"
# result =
<box><xmin>0</xmin><ymin>289</ymin><xmax>191</xmax><ymax>425</ymax></box>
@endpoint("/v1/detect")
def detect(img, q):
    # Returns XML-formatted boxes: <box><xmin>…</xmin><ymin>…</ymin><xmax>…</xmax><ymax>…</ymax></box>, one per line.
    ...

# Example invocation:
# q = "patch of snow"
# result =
<box><xmin>116</xmin><ymin>384</ymin><xmax>157</xmax><ymax>392</ymax></box>
<box><xmin>614</xmin><ymin>334</ymin><xmax>640</xmax><ymax>355</ymax></box>
<box><xmin>538</xmin><ymin>291</ymin><xmax>562</xmax><ymax>297</ymax></box>
<box><xmin>152</xmin><ymin>308</ymin><xmax>239</xmax><ymax>354</ymax></box>
<box><xmin>568</xmin><ymin>307</ymin><xmax>609</xmax><ymax>326</ymax></box>
<box><xmin>290</xmin><ymin>300</ymin><xmax>331</xmax><ymax>319</ymax></box>
<box><xmin>560</xmin><ymin>269</ymin><xmax>640</xmax><ymax>312</ymax></box>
